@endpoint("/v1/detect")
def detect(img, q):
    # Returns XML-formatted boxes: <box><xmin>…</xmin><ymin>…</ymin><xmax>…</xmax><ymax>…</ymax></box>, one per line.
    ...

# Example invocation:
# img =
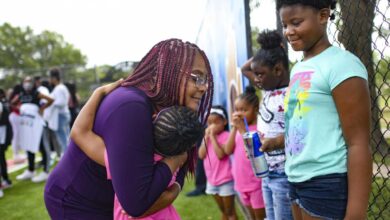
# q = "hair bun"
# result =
<box><xmin>256</xmin><ymin>30</ymin><xmax>283</xmax><ymax>50</ymax></box>
<box><xmin>245</xmin><ymin>85</ymin><xmax>256</xmax><ymax>94</ymax></box>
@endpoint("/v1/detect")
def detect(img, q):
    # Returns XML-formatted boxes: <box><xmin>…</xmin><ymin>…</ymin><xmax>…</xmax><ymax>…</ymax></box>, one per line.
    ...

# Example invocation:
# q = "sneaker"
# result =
<box><xmin>1</xmin><ymin>180</ymin><xmax>12</xmax><ymax>189</ymax></box>
<box><xmin>16</xmin><ymin>170</ymin><xmax>35</xmax><ymax>181</ymax></box>
<box><xmin>32</xmin><ymin>172</ymin><xmax>49</xmax><ymax>183</ymax></box>
<box><xmin>185</xmin><ymin>189</ymin><xmax>205</xmax><ymax>197</ymax></box>
<box><xmin>0</xmin><ymin>189</ymin><xmax>3</xmax><ymax>198</ymax></box>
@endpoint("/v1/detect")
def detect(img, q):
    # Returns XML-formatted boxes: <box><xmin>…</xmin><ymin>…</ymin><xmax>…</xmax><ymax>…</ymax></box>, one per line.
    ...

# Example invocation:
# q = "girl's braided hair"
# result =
<box><xmin>154</xmin><ymin>106</ymin><xmax>205</xmax><ymax>157</ymax></box>
<box><xmin>121</xmin><ymin>39</ymin><xmax>213</xmax><ymax>173</ymax></box>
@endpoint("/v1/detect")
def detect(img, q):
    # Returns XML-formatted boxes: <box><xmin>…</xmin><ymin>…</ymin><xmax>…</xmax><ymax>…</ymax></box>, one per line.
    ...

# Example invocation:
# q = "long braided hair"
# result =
<box><xmin>121</xmin><ymin>39</ymin><xmax>214</xmax><ymax>173</ymax></box>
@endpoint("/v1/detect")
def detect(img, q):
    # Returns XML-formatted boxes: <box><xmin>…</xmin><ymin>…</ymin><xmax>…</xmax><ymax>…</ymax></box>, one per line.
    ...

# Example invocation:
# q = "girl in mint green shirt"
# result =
<box><xmin>278</xmin><ymin>0</ymin><xmax>372</xmax><ymax>219</ymax></box>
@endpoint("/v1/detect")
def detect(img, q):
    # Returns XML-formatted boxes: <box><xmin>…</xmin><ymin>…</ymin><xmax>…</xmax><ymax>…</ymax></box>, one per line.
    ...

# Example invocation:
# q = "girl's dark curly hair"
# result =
<box><xmin>254</xmin><ymin>29</ymin><xmax>289</xmax><ymax>70</ymax></box>
<box><xmin>276</xmin><ymin>0</ymin><xmax>337</xmax><ymax>20</ymax></box>
<box><xmin>154</xmin><ymin>106</ymin><xmax>205</xmax><ymax>157</ymax></box>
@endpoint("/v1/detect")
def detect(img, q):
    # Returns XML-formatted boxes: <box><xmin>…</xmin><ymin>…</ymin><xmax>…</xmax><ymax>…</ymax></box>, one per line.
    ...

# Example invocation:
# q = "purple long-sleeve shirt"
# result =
<box><xmin>44</xmin><ymin>87</ymin><xmax>186</xmax><ymax>219</ymax></box>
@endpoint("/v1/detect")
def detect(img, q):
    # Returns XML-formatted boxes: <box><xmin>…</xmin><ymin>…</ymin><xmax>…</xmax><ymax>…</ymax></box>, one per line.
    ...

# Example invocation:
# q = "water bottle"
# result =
<box><xmin>242</xmin><ymin>131</ymin><xmax>269</xmax><ymax>178</ymax></box>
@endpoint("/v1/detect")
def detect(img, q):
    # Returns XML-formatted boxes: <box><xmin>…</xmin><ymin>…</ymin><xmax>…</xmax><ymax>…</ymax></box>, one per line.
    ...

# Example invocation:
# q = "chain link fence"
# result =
<box><xmin>328</xmin><ymin>0</ymin><xmax>389</xmax><ymax>219</ymax></box>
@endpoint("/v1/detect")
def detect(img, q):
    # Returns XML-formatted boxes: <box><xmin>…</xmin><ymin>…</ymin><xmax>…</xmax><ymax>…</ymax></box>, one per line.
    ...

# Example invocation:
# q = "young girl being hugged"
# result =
<box><xmin>278</xmin><ymin>0</ymin><xmax>372</xmax><ymax>219</ymax></box>
<box><xmin>225</xmin><ymin>86</ymin><xmax>266</xmax><ymax>220</ymax></box>
<box><xmin>198</xmin><ymin>106</ymin><xmax>237</xmax><ymax>220</ymax></box>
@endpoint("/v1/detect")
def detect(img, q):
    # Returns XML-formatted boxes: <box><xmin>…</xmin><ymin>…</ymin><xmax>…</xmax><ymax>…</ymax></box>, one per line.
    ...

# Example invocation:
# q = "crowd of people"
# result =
<box><xmin>0</xmin><ymin>0</ymin><xmax>372</xmax><ymax>220</ymax></box>
<box><xmin>0</xmin><ymin>68</ymin><xmax>80</xmax><ymax>198</ymax></box>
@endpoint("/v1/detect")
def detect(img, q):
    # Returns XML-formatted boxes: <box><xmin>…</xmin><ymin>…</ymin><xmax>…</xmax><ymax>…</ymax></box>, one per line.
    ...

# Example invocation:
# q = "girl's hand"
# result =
<box><xmin>96</xmin><ymin>78</ymin><xmax>124</xmax><ymax>96</ymax></box>
<box><xmin>232</xmin><ymin>112</ymin><xmax>245</xmax><ymax>133</ymax></box>
<box><xmin>208</xmin><ymin>124</ymin><xmax>217</xmax><ymax>136</ymax></box>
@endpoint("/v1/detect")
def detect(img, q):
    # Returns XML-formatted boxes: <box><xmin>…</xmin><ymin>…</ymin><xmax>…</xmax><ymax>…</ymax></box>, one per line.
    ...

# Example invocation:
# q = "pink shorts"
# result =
<box><xmin>239</xmin><ymin>189</ymin><xmax>265</xmax><ymax>209</ymax></box>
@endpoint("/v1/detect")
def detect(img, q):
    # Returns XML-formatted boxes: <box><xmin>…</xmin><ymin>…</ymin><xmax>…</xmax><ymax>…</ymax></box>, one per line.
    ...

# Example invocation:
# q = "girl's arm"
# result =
<box><xmin>224</xmin><ymin>126</ymin><xmax>237</xmax><ymax>155</ymax></box>
<box><xmin>241</xmin><ymin>57</ymin><xmax>257</xmax><ymax>85</ymax></box>
<box><xmin>70</xmin><ymin>79</ymin><xmax>123</xmax><ymax>166</ymax></box>
<box><xmin>332</xmin><ymin>77</ymin><xmax>371</xmax><ymax>220</ymax></box>
<box><xmin>37</xmin><ymin>92</ymin><xmax>54</xmax><ymax>115</ymax></box>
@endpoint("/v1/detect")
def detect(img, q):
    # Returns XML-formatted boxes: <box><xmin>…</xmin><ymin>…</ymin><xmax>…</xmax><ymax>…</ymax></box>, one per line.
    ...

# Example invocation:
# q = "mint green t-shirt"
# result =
<box><xmin>284</xmin><ymin>46</ymin><xmax>368</xmax><ymax>183</ymax></box>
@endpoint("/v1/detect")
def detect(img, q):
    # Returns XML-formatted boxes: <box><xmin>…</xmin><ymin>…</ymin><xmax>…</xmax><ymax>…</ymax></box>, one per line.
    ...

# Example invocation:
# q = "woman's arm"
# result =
<box><xmin>137</xmin><ymin>183</ymin><xmax>181</xmax><ymax>217</ymax></box>
<box><xmin>70</xmin><ymin>79</ymin><xmax>123</xmax><ymax>166</ymax></box>
<box><xmin>332</xmin><ymin>77</ymin><xmax>372</xmax><ymax>220</ymax></box>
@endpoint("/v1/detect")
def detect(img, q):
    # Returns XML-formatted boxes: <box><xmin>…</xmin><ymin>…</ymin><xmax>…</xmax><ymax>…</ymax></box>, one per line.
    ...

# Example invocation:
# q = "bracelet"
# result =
<box><xmin>173</xmin><ymin>181</ymin><xmax>182</xmax><ymax>192</ymax></box>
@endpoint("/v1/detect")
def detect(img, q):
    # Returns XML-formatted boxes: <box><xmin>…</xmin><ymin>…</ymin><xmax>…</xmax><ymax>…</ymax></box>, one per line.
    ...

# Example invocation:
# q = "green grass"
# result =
<box><xmin>368</xmin><ymin>178</ymin><xmax>390</xmax><ymax>220</ymax></box>
<box><xmin>174</xmin><ymin>179</ymin><xmax>245</xmax><ymax>220</ymax></box>
<box><xmin>373</xmin><ymin>152</ymin><xmax>390</xmax><ymax>166</ymax></box>
<box><xmin>0</xmin><ymin>169</ymin><xmax>50</xmax><ymax>220</ymax></box>
<box><xmin>0</xmin><ymin>168</ymin><xmax>244</xmax><ymax>220</ymax></box>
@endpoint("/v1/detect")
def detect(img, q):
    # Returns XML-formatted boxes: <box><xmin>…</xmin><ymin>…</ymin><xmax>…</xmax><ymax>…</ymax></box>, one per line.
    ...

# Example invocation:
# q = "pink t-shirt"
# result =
<box><xmin>104</xmin><ymin>151</ymin><xmax>181</xmax><ymax>220</ymax></box>
<box><xmin>231</xmin><ymin>124</ymin><xmax>262</xmax><ymax>192</ymax></box>
<box><xmin>203</xmin><ymin>131</ymin><xmax>233</xmax><ymax>186</ymax></box>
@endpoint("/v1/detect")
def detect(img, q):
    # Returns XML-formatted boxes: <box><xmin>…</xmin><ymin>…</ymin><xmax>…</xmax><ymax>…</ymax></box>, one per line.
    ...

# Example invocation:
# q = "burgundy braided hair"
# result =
<box><xmin>121</xmin><ymin>39</ymin><xmax>214</xmax><ymax>173</ymax></box>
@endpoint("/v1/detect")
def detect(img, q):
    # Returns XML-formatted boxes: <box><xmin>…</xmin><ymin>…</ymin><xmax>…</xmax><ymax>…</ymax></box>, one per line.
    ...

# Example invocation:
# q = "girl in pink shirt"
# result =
<box><xmin>198</xmin><ymin>106</ymin><xmax>237</xmax><ymax>220</ymax></box>
<box><xmin>224</xmin><ymin>86</ymin><xmax>266</xmax><ymax>220</ymax></box>
<box><xmin>71</xmin><ymin>80</ymin><xmax>205</xmax><ymax>220</ymax></box>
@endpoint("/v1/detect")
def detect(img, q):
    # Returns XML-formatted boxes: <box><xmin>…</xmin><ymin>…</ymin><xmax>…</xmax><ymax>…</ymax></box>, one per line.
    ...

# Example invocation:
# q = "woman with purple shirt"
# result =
<box><xmin>44</xmin><ymin>39</ymin><xmax>214</xmax><ymax>220</ymax></box>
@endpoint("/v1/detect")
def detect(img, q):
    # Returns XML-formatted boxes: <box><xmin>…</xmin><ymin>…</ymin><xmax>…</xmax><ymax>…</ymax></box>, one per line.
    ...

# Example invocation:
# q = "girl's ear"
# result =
<box><xmin>223</xmin><ymin>118</ymin><xmax>228</xmax><ymax>126</ymax></box>
<box><xmin>319</xmin><ymin>8</ymin><xmax>331</xmax><ymax>25</ymax></box>
<box><xmin>273</xmin><ymin>62</ymin><xmax>284</xmax><ymax>77</ymax></box>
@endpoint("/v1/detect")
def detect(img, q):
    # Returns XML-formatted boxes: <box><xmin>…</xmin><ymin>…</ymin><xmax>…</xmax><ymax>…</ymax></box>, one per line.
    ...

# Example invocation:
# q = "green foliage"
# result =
<box><xmin>0</xmin><ymin>22</ymin><xmax>87</xmax><ymax>89</ymax></box>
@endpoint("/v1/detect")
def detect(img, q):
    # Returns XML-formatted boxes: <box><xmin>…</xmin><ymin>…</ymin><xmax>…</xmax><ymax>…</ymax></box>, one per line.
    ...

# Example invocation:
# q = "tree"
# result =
<box><xmin>338</xmin><ymin>0</ymin><xmax>389</xmax><ymax>153</ymax></box>
<box><xmin>0</xmin><ymin>22</ymin><xmax>87</xmax><ymax>89</ymax></box>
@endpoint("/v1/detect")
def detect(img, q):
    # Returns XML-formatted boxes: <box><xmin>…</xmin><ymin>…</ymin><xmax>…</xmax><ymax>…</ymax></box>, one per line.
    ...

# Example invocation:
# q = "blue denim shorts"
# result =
<box><xmin>206</xmin><ymin>181</ymin><xmax>235</xmax><ymax>196</ymax></box>
<box><xmin>289</xmin><ymin>173</ymin><xmax>348</xmax><ymax>220</ymax></box>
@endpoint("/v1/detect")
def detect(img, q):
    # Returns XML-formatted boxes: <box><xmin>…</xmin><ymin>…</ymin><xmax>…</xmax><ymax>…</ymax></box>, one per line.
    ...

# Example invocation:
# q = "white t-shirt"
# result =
<box><xmin>51</xmin><ymin>83</ymin><xmax>70</xmax><ymax>115</ymax></box>
<box><xmin>257</xmin><ymin>87</ymin><xmax>287</xmax><ymax>173</ymax></box>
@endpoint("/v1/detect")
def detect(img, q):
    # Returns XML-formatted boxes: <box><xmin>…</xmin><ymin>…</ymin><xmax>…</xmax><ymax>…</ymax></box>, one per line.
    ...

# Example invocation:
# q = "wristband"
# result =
<box><xmin>173</xmin><ymin>181</ymin><xmax>182</xmax><ymax>192</ymax></box>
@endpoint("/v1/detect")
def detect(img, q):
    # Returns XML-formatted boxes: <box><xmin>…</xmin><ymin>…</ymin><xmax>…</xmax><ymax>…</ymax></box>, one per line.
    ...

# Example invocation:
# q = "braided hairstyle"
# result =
<box><xmin>238</xmin><ymin>86</ymin><xmax>259</xmax><ymax>109</ymax></box>
<box><xmin>122</xmin><ymin>39</ymin><xmax>214</xmax><ymax>126</ymax></box>
<box><xmin>122</xmin><ymin>39</ymin><xmax>213</xmax><ymax>173</ymax></box>
<box><xmin>154</xmin><ymin>106</ymin><xmax>205</xmax><ymax>157</ymax></box>
<box><xmin>276</xmin><ymin>0</ymin><xmax>337</xmax><ymax>20</ymax></box>
<box><xmin>254</xmin><ymin>30</ymin><xmax>289</xmax><ymax>70</ymax></box>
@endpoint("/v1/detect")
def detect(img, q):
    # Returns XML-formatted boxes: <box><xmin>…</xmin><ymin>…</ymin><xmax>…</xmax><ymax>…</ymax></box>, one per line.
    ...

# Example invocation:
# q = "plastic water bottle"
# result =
<box><xmin>242</xmin><ymin>131</ymin><xmax>269</xmax><ymax>178</ymax></box>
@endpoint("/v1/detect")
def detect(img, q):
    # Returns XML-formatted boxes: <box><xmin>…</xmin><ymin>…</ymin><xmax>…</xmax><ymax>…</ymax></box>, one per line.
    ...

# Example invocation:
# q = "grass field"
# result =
<box><xmin>0</xmin><ymin>167</ymin><xmax>245</xmax><ymax>220</ymax></box>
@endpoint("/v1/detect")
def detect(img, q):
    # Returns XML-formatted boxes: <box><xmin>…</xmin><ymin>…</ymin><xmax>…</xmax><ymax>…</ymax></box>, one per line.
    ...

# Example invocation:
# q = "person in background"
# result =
<box><xmin>199</xmin><ymin>105</ymin><xmax>237</xmax><ymax>220</ymax></box>
<box><xmin>0</xmin><ymin>88</ymin><xmax>13</xmax><ymax>197</ymax></box>
<box><xmin>8</xmin><ymin>84</ymin><xmax>24</xmax><ymax>163</ymax></box>
<box><xmin>241</xmin><ymin>30</ymin><xmax>293</xmax><ymax>220</ymax></box>
<box><xmin>31</xmin><ymin>76</ymin><xmax>53</xmax><ymax>182</ymax></box>
<box><xmin>224</xmin><ymin>86</ymin><xmax>266</xmax><ymax>220</ymax></box>
<box><xmin>65</xmin><ymin>82</ymin><xmax>80</xmax><ymax>128</ymax></box>
<box><xmin>48</xmin><ymin>68</ymin><xmax>71</xmax><ymax>155</ymax></box>
<box><xmin>15</xmin><ymin>76</ymin><xmax>53</xmax><ymax>181</ymax></box>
